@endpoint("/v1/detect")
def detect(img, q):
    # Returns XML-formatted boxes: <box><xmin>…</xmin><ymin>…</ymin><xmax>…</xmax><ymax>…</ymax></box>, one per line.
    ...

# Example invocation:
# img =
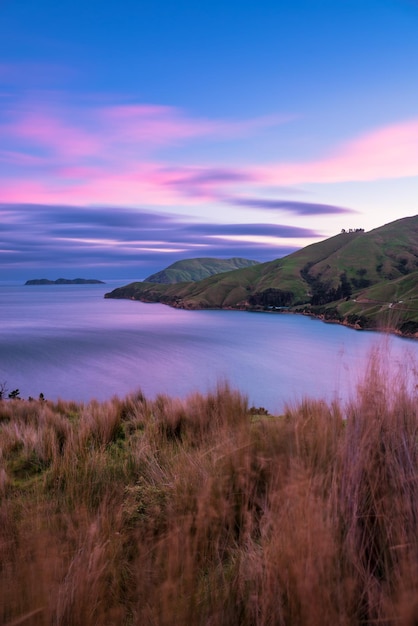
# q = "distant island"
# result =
<box><xmin>25</xmin><ymin>278</ymin><xmax>105</xmax><ymax>285</ymax></box>
<box><xmin>105</xmin><ymin>215</ymin><xmax>418</xmax><ymax>338</ymax></box>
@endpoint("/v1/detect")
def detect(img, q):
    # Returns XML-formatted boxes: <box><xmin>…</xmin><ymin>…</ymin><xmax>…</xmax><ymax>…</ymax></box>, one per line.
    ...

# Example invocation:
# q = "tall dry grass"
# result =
<box><xmin>1</xmin><ymin>356</ymin><xmax>418</xmax><ymax>625</ymax></box>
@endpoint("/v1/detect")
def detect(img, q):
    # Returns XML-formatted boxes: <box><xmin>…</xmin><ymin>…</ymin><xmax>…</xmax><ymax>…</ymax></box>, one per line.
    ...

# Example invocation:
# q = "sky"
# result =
<box><xmin>1</xmin><ymin>0</ymin><xmax>418</xmax><ymax>280</ymax></box>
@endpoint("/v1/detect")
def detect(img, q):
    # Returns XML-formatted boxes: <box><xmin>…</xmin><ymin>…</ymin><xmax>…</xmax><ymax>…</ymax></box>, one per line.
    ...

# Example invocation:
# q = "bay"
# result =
<box><xmin>1</xmin><ymin>280</ymin><xmax>417</xmax><ymax>412</ymax></box>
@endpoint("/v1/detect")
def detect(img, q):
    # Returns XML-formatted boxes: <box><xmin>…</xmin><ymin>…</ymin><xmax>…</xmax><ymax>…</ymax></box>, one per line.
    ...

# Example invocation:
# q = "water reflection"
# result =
<box><xmin>1</xmin><ymin>282</ymin><xmax>417</xmax><ymax>412</ymax></box>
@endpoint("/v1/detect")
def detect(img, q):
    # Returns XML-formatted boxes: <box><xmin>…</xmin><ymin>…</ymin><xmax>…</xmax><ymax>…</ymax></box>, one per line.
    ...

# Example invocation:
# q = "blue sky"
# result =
<box><xmin>1</xmin><ymin>0</ymin><xmax>418</xmax><ymax>279</ymax></box>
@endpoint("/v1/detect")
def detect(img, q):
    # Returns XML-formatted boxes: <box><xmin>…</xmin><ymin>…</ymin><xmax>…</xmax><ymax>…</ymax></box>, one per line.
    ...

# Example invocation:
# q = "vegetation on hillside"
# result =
<box><xmin>105</xmin><ymin>215</ymin><xmax>418</xmax><ymax>336</ymax></box>
<box><xmin>144</xmin><ymin>257</ymin><xmax>259</xmax><ymax>284</ymax></box>
<box><xmin>1</xmin><ymin>350</ymin><xmax>418</xmax><ymax>625</ymax></box>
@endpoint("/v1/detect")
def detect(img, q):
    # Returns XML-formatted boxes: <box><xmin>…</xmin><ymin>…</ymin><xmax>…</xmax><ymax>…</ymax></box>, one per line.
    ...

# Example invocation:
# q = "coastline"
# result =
<box><xmin>107</xmin><ymin>292</ymin><xmax>418</xmax><ymax>340</ymax></box>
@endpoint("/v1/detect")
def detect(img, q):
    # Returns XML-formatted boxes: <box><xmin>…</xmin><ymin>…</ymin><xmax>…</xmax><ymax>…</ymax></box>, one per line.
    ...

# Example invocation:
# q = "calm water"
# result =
<box><xmin>1</xmin><ymin>280</ymin><xmax>418</xmax><ymax>412</ymax></box>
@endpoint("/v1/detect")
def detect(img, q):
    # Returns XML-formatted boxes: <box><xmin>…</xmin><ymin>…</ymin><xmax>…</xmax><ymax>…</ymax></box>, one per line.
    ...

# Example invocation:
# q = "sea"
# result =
<box><xmin>1</xmin><ymin>279</ymin><xmax>418</xmax><ymax>413</ymax></box>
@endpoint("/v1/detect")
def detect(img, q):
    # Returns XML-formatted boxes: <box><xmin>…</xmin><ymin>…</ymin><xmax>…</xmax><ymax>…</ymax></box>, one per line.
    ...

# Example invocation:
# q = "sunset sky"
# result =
<box><xmin>1</xmin><ymin>0</ymin><xmax>418</xmax><ymax>279</ymax></box>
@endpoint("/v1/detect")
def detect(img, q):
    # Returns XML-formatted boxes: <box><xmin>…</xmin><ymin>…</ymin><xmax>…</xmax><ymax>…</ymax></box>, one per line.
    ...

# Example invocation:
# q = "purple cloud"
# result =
<box><xmin>165</xmin><ymin>167</ymin><xmax>254</xmax><ymax>200</ymax></box>
<box><xmin>184</xmin><ymin>223</ymin><xmax>320</xmax><ymax>238</ymax></box>
<box><xmin>226</xmin><ymin>197</ymin><xmax>356</xmax><ymax>215</ymax></box>
<box><xmin>171</xmin><ymin>168</ymin><xmax>251</xmax><ymax>186</ymax></box>
<box><xmin>0</xmin><ymin>204</ymin><xmax>319</xmax><ymax>279</ymax></box>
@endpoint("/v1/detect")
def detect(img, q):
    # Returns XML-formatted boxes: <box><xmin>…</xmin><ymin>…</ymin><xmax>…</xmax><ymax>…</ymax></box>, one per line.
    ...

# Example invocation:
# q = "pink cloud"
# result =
<box><xmin>0</xmin><ymin>99</ymin><xmax>288</xmax><ymax>177</ymax></box>
<box><xmin>1</xmin><ymin>95</ymin><xmax>417</xmax><ymax>209</ymax></box>
<box><xmin>260</xmin><ymin>119</ymin><xmax>418</xmax><ymax>185</ymax></box>
<box><xmin>7</xmin><ymin>112</ymin><xmax>101</xmax><ymax>158</ymax></box>
<box><xmin>0</xmin><ymin>165</ymin><xmax>202</xmax><ymax>207</ymax></box>
<box><xmin>0</xmin><ymin>99</ymin><xmax>280</xmax><ymax>205</ymax></box>
<box><xmin>0</xmin><ymin>181</ymin><xmax>56</xmax><ymax>204</ymax></box>
<box><xmin>101</xmin><ymin>104</ymin><xmax>213</xmax><ymax>144</ymax></box>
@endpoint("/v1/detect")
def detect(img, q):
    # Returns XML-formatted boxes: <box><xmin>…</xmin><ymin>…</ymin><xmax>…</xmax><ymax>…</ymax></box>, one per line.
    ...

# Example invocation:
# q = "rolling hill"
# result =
<box><xmin>105</xmin><ymin>215</ymin><xmax>418</xmax><ymax>337</ymax></box>
<box><xmin>143</xmin><ymin>257</ymin><xmax>259</xmax><ymax>283</ymax></box>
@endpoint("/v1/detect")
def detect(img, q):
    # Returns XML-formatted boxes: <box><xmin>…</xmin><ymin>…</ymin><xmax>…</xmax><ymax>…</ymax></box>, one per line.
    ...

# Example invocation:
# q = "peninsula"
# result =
<box><xmin>105</xmin><ymin>215</ymin><xmax>418</xmax><ymax>338</ymax></box>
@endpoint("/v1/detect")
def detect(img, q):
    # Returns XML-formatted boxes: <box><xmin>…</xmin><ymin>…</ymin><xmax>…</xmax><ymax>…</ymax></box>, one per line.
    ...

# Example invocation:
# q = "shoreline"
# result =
<box><xmin>109</xmin><ymin>293</ymin><xmax>418</xmax><ymax>340</ymax></box>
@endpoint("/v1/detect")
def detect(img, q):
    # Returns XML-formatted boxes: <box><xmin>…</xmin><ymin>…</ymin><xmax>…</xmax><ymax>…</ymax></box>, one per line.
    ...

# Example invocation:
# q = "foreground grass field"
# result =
<box><xmin>1</xmin><ymin>351</ymin><xmax>418</xmax><ymax>625</ymax></box>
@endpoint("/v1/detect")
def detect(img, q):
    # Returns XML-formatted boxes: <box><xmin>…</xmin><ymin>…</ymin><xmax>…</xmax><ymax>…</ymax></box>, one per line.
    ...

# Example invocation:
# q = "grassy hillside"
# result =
<box><xmin>106</xmin><ymin>215</ymin><xmax>418</xmax><ymax>335</ymax></box>
<box><xmin>2</xmin><ymin>351</ymin><xmax>418</xmax><ymax>625</ymax></box>
<box><xmin>144</xmin><ymin>257</ymin><xmax>259</xmax><ymax>284</ymax></box>
<box><xmin>302</xmin><ymin>270</ymin><xmax>418</xmax><ymax>334</ymax></box>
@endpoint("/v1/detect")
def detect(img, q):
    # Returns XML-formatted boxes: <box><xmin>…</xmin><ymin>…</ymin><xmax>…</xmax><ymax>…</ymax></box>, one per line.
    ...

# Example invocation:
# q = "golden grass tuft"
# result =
<box><xmin>1</xmin><ymin>351</ymin><xmax>418</xmax><ymax>624</ymax></box>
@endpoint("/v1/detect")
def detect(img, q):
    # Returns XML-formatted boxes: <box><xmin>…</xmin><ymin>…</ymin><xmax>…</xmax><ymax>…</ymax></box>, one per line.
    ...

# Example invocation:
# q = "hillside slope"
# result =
<box><xmin>144</xmin><ymin>257</ymin><xmax>259</xmax><ymax>284</ymax></box>
<box><xmin>105</xmin><ymin>215</ymin><xmax>418</xmax><ymax>336</ymax></box>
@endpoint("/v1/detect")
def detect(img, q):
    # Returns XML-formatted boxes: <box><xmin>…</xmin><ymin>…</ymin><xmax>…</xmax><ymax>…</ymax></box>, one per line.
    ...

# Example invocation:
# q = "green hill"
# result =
<box><xmin>105</xmin><ymin>215</ymin><xmax>418</xmax><ymax>336</ymax></box>
<box><xmin>144</xmin><ymin>257</ymin><xmax>259</xmax><ymax>283</ymax></box>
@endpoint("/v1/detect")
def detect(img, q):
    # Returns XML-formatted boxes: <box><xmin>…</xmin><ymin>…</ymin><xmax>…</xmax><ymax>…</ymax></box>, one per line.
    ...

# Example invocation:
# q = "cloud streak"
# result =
<box><xmin>225</xmin><ymin>197</ymin><xmax>355</xmax><ymax>215</ymax></box>
<box><xmin>1</xmin><ymin>94</ymin><xmax>417</xmax><ymax>211</ymax></box>
<box><xmin>0</xmin><ymin>98</ymin><xmax>284</xmax><ymax>206</ymax></box>
<box><xmin>260</xmin><ymin>119</ymin><xmax>418</xmax><ymax>185</ymax></box>
<box><xmin>1</xmin><ymin>93</ymin><xmax>415</xmax><ymax>280</ymax></box>
<box><xmin>0</xmin><ymin>204</ymin><xmax>321</xmax><ymax>278</ymax></box>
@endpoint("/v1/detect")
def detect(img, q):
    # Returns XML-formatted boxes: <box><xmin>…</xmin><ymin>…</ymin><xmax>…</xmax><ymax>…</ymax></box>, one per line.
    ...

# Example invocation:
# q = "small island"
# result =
<box><xmin>25</xmin><ymin>278</ymin><xmax>105</xmax><ymax>285</ymax></box>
